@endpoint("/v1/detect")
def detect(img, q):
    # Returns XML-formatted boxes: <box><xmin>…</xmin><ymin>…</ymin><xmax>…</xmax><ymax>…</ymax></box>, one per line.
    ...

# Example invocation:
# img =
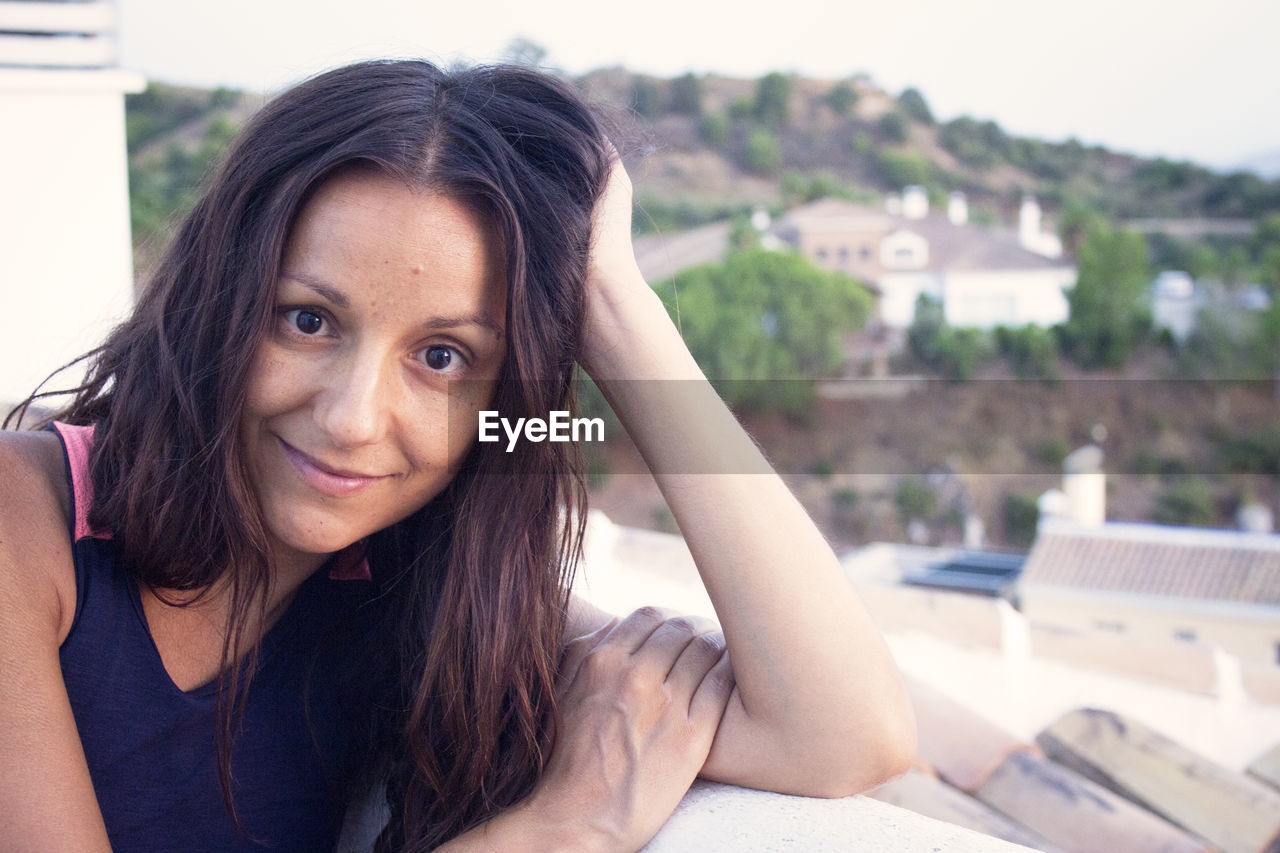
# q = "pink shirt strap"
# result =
<box><xmin>51</xmin><ymin>421</ymin><xmax>111</xmax><ymax>542</ymax></box>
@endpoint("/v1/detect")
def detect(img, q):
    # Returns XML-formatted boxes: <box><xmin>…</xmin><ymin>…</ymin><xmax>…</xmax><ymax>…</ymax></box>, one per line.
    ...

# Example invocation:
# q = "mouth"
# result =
<box><xmin>278</xmin><ymin>438</ymin><xmax>388</xmax><ymax>498</ymax></box>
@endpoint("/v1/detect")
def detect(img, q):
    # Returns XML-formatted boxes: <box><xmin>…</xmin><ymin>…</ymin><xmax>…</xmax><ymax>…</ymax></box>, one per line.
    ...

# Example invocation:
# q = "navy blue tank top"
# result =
<box><xmin>53</xmin><ymin>422</ymin><xmax>384</xmax><ymax>852</ymax></box>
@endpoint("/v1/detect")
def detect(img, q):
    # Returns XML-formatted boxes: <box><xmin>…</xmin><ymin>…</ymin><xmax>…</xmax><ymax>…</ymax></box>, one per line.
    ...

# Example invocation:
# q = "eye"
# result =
<box><xmin>417</xmin><ymin>344</ymin><xmax>464</xmax><ymax>373</ymax></box>
<box><xmin>282</xmin><ymin>308</ymin><xmax>328</xmax><ymax>336</ymax></box>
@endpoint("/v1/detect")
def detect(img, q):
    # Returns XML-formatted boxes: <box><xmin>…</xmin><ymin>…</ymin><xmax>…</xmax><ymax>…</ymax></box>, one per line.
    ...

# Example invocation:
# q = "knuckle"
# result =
<box><xmin>690</xmin><ymin>632</ymin><xmax>725</xmax><ymax>657</ymax></box>
<box><xmin>662</xmin><ymin>616</ymin><xmax>699</xmax><ymax>638</ymax></box>
<box><xmin>631</xmin><ymin>605</ymin><xmax>666</xmax><ymax>625</ymax></box>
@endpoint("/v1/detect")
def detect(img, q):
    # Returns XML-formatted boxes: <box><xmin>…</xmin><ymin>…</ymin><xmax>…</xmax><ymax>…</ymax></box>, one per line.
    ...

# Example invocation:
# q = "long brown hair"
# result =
<box><xmin>26</xmin><ymin>60</ymin><xmax>611</xmax><ymax>848</ymax></box>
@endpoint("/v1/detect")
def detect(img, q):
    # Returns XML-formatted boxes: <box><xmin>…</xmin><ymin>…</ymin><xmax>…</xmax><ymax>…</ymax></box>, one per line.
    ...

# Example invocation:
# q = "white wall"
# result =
<box><xmin>878</xmin><ymin>270</ymin><xmax>942</xmax><ymax>328</ymax></box>
<box><xmin>943</xmin><ymin>269</ymin><xmax>1074</xmax><ymax>329</ymax></box>
<box><xmin>0</xmin><ymin>68</ymin><xmax>142</xmax><ymax>408</ymax></box>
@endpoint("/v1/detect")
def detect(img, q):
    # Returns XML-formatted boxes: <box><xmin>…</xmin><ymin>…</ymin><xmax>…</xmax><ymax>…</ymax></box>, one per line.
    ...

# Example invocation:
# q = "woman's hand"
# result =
<box><xmin>531</xmin><ymin>608</ymin><xmax>734</xmax><ymax>852</ymax></box>
<box><xmin>579</xmin><ymin>156</ymin><xmax>686</xmax><ymax>383</ymax></box>
<box><xmin>437</xmin><ymin>609</ymin><xmax>733</xmax><ymax>853</ymax></box>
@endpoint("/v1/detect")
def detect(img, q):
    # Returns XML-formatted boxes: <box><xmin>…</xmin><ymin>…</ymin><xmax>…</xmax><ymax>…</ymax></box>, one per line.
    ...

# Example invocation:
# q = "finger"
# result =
<box><xmin>556</xmin><ymin>617</ymin><xmax>617</xmax><ymax>701</ymax></box>
<box><xmin>688</xmin><ymin>649</ymin><xmax>735</xmax><ymax>729</ymax></box>
<box><xmin>664</xmin><ymin>630</ymin><xmax>727</xmax><ymax>699</ymax></box>
<box><xmin>630</xmin><ymin>616</ymin><xmax>712</xmax><ymax>678</ymax></box>
<box><xmin>598</xmin><ymin>605</ymin><xmax>675</xmax><ymax>654</ymax></box>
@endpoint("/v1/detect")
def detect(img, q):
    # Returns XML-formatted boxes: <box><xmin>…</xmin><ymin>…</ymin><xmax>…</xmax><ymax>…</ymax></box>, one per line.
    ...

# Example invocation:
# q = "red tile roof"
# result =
<box><xmin>1020</xmin><ymin>519</ymin><xmax>1280</xmax><ymax>607</ymax></box>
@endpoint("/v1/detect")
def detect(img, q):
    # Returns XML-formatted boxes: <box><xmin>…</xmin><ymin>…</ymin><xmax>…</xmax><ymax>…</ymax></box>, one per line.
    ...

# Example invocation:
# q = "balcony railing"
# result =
<box><xmin>0</xmin><ymin>1</ymin><xmax>118</xmax><ymax>69</ymax></box>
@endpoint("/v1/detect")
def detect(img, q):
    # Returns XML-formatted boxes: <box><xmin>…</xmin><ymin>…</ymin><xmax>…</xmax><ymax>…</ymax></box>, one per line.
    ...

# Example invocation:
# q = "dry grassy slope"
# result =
<box><xmin>576</xmin><ymin>67</ymin><xmax>1153</xmax><ymax>221</ymax></box>
<box><xmin>590</xmin><ymin>372</ymin><xmax>1279</xmax><ymax>550</ymax></box>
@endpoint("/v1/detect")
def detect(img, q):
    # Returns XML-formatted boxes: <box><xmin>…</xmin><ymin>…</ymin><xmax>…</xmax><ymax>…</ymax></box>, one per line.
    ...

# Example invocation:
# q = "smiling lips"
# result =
<box><xmin>279</xmin><ymin>438</ymin><xmax>388</xmax><ymax>497</ymax></box>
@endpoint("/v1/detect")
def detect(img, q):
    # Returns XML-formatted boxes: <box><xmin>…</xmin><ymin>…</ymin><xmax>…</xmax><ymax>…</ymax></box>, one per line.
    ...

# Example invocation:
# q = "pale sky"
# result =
<box><xmin>116</xmin><ymin>0</ymin><xmax>1280</xmax><ymax>173</ymax></box>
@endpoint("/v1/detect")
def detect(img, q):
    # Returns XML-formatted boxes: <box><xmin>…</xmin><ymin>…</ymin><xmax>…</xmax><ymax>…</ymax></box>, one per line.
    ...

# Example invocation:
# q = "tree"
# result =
<box><xmin>824</xmin><ymin>82</ymin><xmax>859</xmax><ymax>116</ymax></box>
<box><xmin>743</xmin><ymin>129</ymin><xmax>782</xmax><ymax>176</ymax></box>
<box><xmin>1061</xmin><ymin>221</ymin><xmax>1152</xmax><ymax>368</ymax></box>
<box><xmin>897</xmin><ymin>87</ymin><xmax>934</xmax><ymax>124</ymax></box>
<box><xmin>876</xmin><ymin>150</ymin><xmax>930</xmax><ymax>188</ymax></box>
<box><xmin>878</xmin><ymin>111</ymin><xmax>908</xmax><ymax>144</ymax></box>
<box><xmin>699</xmin><ymin>111</ymin><xmax>730</xmax><ymax>147</ymax></box>
<box><xmin>651</xmin><ymin>249</ymin><xmax>872</xmax><ymax>414</ymax></box>
<box><xmin>670</xmin><ymin>72</ymin><xmax>703</xmax><ymax>116</ymax></box>
<box><xmin>754</xmin><ymin>72</ymin><xmax>792</xmax><ymax>126</ymax></box>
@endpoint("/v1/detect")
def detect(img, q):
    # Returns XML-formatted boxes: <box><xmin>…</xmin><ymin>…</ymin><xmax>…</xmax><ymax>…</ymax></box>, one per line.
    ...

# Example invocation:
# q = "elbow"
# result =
<box><xmin>802</xmin><ymin>689</ymin><xmax>918</xmax><ymax>799</ymax></box>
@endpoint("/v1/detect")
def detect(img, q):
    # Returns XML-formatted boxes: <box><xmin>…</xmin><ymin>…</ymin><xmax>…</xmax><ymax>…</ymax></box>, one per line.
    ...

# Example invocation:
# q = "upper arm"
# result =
<box><xmin>0</xmin><ymin>431</ymin><xmax>112</xmax><ymax>850</ymax></box>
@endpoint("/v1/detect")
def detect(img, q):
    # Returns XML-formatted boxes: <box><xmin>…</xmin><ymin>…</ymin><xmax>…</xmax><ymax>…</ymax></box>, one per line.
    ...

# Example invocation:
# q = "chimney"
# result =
<box><xmin>1019</xmin><ymin>195</ymin><xmax>1041</xmax><ymax>248</ymax></box>
<box><xmin>948</xmin><ymin>192</ymin><xmax>968</xmax><ymax>226</ymax></box>
<box><xmin>902</xmin><ymin>185</ymin><xmax>928</xmax><ymax>220</ymax></box>
<box><xmin>1061</xmin><ymin>445</ymin><xmax>1105</xmax><ymax>526</ymax></box>
<box><xmin>1237</xmin><ymin>502</ymin><xmax>1274</xmax><ymax>534</ymax></box>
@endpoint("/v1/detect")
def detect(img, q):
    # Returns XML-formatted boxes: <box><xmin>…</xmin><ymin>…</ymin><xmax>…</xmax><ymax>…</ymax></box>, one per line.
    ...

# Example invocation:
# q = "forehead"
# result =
<box><xmin>281</xmin><ymin>170</ymin><xmax>506</xmax><ymax>322</ymax></box>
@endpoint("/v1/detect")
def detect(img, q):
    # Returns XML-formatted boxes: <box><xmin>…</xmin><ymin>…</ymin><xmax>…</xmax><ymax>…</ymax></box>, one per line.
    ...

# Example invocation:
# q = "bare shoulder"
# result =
<box><xmin>0</xmin><ymin>429</ymin><xmax>76</xmax><ymax>642</ymax></box>
<box><xmin>564</xmin><ymin>593</ymin><xmax>617</xmax><ymax>644</ymax></box>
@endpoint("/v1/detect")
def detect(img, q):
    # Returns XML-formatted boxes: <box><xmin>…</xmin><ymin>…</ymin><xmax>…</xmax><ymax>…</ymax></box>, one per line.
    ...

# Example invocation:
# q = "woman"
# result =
<box><xmin>0</xmin><ymin>59</ymin><xmax>914</xmax><ymax>851</ymax></box>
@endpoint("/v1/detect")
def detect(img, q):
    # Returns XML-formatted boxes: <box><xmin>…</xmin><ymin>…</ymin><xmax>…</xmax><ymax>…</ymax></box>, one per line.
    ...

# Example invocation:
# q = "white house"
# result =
<box><xmin>0</xmin><ymin>1</ymin><xmax>143</xmax><ymax>408</ymax></box>
<box><xmin>770</xmin><ymin>193</ymin><xmax>1077</xmax><ymax>331</ymax></box>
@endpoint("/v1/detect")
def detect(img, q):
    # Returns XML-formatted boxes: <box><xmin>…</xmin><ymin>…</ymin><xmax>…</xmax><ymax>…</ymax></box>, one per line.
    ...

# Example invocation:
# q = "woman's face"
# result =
<box><xmin>241</xmin><ymin>169</ymin><xmax>507</xmax><ymax>574</ymax></box>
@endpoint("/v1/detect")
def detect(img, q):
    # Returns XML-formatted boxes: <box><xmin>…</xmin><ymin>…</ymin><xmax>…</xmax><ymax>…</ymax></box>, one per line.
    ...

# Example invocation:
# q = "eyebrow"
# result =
<box><xmin>280</xmin><ymin>270</ymin><xmax>505</xmax><ymax>339</ymax></box>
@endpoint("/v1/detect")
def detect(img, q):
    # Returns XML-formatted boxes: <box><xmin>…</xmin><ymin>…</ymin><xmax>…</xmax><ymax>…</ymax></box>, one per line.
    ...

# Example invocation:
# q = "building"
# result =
<box><xmin>0</xmin><ymin>1</ymin><xmax>143</xmax><ymax>408</ymax></box>
<box><xmin>769</xmin><ymin>192</ymin><xmax>1077</xmax><ymax>331</ymax></box>
<box><xmin>1018</xmin><ymin>516</ymin><xmax>1280</xmax><ymax>667</ymax></box>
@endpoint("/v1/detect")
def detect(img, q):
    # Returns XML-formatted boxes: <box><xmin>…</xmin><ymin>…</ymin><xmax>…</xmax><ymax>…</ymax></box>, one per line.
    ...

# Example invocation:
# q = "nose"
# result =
<box><xmin>314</xmin><ymin>348</ymin><xmax>396</xmax><ymax>448</ymax></box>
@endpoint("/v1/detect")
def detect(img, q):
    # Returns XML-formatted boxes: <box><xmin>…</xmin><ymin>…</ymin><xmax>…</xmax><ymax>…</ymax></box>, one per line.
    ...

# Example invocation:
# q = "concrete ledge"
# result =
<box><xmin>643</xmin><ymin>781</ymin><xmax>1038</xmax><ymax>852</ymax></box>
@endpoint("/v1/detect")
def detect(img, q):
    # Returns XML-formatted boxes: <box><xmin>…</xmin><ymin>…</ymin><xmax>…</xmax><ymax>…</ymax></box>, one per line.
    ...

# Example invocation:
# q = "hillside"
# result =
<box><xmin>572</xmin><ymin>68</ymin><xmax>1280</xmax><ymax>233</ymax></box>
<box><xmin>125</xmin><ymin>68</ymin><xmax>1280</xmax><ymax>270</ymax></box>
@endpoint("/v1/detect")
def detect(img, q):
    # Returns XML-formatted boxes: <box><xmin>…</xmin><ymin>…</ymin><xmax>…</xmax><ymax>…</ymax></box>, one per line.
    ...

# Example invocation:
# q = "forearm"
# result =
<box><xmin>586</xmin><ymin>276</ymin><xmax>914</xmax><ymax>793</ymax></box>
<box><xmin>436</xmin><ymin>797</ymin><xmax>614</xmax><ymax>853</ymax></box>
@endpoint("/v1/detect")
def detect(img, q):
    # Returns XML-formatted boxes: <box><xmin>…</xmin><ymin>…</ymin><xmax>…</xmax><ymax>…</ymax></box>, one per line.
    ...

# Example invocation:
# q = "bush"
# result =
<box><xmin>878</xmin><ymin>111</ymin><xmax>908</xmax><ymax>144</ymax></box>
<box><xmin>908</xmin><ymin>295</ymin><xmax>994</xmax><ymax>379</ymax></box>
<box><xmin>1154</xmin><ymin>479</ymin><xmax>1216</xmax><ymax>527</ymax></box>
<box><xmin>755</xmin><ymin>72</ymin><xmax>792</xmax><ymax>125</ymax></box>
<box><xmin>995</xmin><ymin>324</ymin><xmax>1059</xmax><ymax>380</ymax></box>
<box><xmin>1216</xmin><ymin>425</ymin><xmax>1280</xmax><ymax>475</ymax></box>
<box><xmin>699</xmin><ymin>111</ymin><xmax>730</xmax><ymax>148</ymax></box>
<box><xmin>876</xmin><ymin>150</ymin><xmax>931</xmax><ymax>188</ymax></box>
<box><xmin>743</xmin><ymin>128</ymin><xmax>782</xmax><ymax>176</ymax></box>
<box><xmin>824</xmin><ymin>82</ymin><xmax>859</xmax><ymax>116</ymax></box>
<box><xmin>897</xmin><ymin>87</ymin><xmax>934</xmax><ymax>124</ymax></box>
<box><xmin>896</xmin><ymin>477</ymin><xmax>936</xmax><ymax>522</ymax></box>
<box><xmin>1003</xmin><ymin>493</ymin><xmax>1040</xmax><ymax>547</ymax></box>
<box><xmin>1033</xmin><ymin>438</ymin><xmax>1069</xmax><ymax>468</ymax></box>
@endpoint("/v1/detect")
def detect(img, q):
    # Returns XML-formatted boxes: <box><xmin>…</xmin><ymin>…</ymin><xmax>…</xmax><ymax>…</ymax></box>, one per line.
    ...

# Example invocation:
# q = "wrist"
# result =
<box><xmin>581</xmin><ymin>278</ymin><xmax>702</xmax><ymax>383</ymax></box>
<box><xmin>518</xmin><ymin>784</ymin><xmax>624</xmax><ymax>853</ymax></box>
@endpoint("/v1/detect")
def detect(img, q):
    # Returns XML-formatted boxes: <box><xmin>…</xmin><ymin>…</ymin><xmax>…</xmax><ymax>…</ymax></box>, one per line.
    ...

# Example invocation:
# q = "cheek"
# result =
<box><xmin>243</xmin><ymin>347</ymin><xmax>308</xmax><ymax>421</ymax></box>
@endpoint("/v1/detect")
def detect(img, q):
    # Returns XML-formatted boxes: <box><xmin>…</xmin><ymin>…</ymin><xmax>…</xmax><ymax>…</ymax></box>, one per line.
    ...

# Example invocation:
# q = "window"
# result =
<box><xmin>1173</xmin><ymin>629</ymin><xmax>1197</xmax><ymax>643</ymax></box>
<box><xmin>1094</xmin><ymin>620</ymin><xmax>1125</xmax><ymax>633</ymax></box>
<box><xmin>816</xmin><ymin>247</ymin><xmax>828</xmax><ymax>262</ymax></box>
<box><xmin>860</xmin><ymin>246</ymin><xmax>872</xmax><ymax>261</ymax></box>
